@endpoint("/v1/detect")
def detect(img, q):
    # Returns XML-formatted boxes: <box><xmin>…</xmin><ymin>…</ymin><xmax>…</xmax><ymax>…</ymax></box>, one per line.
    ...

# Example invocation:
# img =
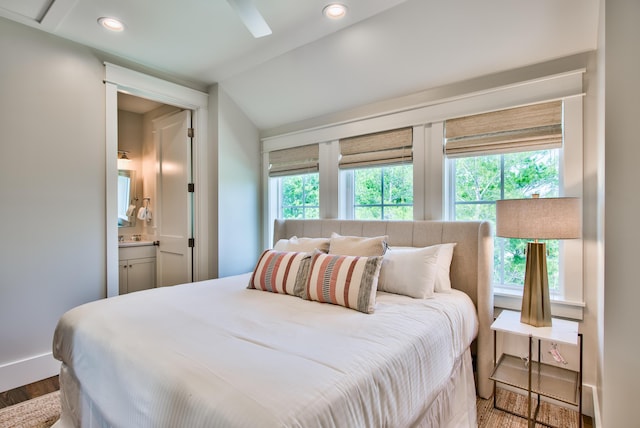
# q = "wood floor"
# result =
<box><xmin>0</xmin><ymin>376</ymin><xmax>59</xmax><ymax>409</ymax></box>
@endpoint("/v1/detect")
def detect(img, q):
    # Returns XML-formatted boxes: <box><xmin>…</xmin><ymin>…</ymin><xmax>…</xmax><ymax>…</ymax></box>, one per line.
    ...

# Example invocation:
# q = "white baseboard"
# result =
<box><xmin>591</xmin><ymin>385</ymin><xmax>602</xmax><ymax>428</ymax></box>
<box><xmin>582</xmin><ymin>383</ymin><xmax>595</xmax><ymax>418</ymax></box>
<box><xmin>0</xmin><ymin>352</ymin><xmax>60</xmax><ymax>393</ymax></box>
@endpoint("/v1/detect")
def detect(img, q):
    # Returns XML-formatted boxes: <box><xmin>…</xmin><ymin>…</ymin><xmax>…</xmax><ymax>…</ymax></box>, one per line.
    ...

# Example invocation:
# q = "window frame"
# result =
<box><xmin>444</xmin><ymin>97</ymin><xmax>584</xmax><ymax>319</ymax></box>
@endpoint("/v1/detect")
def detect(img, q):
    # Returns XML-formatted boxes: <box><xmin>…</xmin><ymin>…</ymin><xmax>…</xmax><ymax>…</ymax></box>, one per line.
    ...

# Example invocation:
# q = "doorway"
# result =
<box><xmin>105</xmin><ymin>62</ymin><xmax>210</xmax><ymax>298</ymax></box>
<box><xmin>117</xmin><ymin>94</ymin><xmax>194</xmax><ymax>290</ymax></box>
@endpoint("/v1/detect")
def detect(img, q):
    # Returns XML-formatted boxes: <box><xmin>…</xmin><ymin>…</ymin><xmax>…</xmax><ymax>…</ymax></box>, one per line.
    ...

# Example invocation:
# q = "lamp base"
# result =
<box><xmin>521</xmin><ymin>242</ymin><xmax>552</xmax><ymax>327</ymax></box>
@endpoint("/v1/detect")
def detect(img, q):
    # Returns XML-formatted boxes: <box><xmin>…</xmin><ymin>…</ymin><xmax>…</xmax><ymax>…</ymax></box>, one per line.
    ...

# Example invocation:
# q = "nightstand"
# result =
<box><xmin>490</xmin><ymin>310</ymin><xmax>582</xmax><ymax>428</ymax></box>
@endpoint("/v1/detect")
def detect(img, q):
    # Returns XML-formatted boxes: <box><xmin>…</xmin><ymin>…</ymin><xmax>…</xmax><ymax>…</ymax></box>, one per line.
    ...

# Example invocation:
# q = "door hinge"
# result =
<box><xmin>188</xmin><ymin>128</ymin><xmax>194</xmax><ymax>138</ymax></box>
<box><xmin>188</xmin><ymin>238</ymin><xmax>195</xmax><ymax>248</ymax></box>
<box><xmin>188</xmin><ymin>183</ymin><xmax>195</xmax><ymax>193</ymax></box>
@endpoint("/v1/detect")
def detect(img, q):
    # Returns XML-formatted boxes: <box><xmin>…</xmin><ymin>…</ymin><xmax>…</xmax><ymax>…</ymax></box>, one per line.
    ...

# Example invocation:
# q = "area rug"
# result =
<box><xmin>0</xmin><ymin>388</ymin><xmax>581</xmax><ymax>428</ymax></box>
<box><xmin>477</xmin><ymin>387</ymin><xmax>581</xmax><ymax>427</ymax></box>
<box><xmin>0</xmin><ymin>391</ymin><xmax>60</xmax><ymax>428</ymax></box>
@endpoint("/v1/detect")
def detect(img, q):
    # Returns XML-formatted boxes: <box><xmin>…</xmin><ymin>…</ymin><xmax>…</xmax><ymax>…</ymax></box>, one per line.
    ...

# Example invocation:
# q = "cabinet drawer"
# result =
<box><xmin>119</xmin><ymin>245</ymin><xmax>156</xmax><ymax>260</ymax></box>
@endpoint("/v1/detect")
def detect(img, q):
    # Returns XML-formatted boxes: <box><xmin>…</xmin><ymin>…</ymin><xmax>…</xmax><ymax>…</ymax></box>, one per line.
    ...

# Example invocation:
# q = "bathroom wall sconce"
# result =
<box><xmin>118</xmin><ymin>151</ymin><xmax>131</xmax><ymax>161</ymax></box>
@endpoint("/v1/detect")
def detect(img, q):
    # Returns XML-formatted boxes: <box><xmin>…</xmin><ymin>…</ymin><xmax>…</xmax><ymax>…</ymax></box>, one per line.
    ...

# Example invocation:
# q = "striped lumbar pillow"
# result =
<box><xmin>305</xmin><ymin>251</ymin><xmax>383</xmax><ymax>313</ymax></box>
<box><xmin>248</xmin><ymin>250</ymin><xmax>310</xmax><ymax>296</ymax></box>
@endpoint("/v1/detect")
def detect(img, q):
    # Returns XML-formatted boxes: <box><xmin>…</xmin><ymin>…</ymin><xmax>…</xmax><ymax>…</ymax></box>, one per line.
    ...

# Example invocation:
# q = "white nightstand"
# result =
<box><xmin>490</xmin><ymin>310</ymin><xmax>583</xmax><ymax>428</ymax></box>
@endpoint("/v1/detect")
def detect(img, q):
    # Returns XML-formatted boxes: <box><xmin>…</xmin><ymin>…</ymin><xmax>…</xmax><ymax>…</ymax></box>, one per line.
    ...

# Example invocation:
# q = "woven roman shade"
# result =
<box><xmin>339</xmin><ymin>127</ymin><xmax>413</xmax><ymax>169</ymax></box>
<box><xmin>445</xmin><ymin>101</ymin><xmax>562</xmax><ymax>158</ymax></box>
<box><xmin>268</xmin><ymin>144</ymin><xmax>319</xmax><ymax>177</ymax></box>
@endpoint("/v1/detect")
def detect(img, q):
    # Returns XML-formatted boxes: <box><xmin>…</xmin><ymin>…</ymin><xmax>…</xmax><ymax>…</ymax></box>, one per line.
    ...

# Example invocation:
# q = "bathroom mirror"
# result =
<box><xmin>117</xmin><ymin>169</ymin><xmax>137</xmax><ymax>227</ymax></box>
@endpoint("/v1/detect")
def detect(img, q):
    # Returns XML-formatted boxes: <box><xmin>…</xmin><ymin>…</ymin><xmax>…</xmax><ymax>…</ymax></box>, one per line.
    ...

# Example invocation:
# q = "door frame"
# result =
<box><xmin>105</xmin><ymin>62</ymin><xmax>209</xmax><ymax>297</ymax></box>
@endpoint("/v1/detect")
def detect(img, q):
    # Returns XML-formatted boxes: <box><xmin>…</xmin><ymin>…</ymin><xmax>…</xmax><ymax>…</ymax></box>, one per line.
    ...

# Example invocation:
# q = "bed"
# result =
<box><xmin>52</xmin><ymin>219</ymin><xmax>493</xmax><ymax>428</ymax></box>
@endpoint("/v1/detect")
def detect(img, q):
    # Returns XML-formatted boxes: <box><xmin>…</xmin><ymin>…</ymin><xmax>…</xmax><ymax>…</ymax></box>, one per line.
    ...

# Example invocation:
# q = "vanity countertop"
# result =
<box><xmin>119</xmin><ymin>240</ymin><xmax>155</xmax><ymax>248</ymax></box>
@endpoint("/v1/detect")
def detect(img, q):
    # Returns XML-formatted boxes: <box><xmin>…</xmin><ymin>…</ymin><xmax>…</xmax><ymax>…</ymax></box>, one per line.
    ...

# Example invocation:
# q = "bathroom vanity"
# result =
<box><xmin>118</xmin><ymin>241</ymin><xmax>156</xmax><ymax>294</ymax></box>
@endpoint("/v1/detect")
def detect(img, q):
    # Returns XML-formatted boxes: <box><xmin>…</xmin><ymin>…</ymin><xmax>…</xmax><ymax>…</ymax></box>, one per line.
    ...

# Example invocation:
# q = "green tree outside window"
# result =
<box><xmin>280</xmin><ymin>173</ymin><xmax>320</xmax><ymax>219</ymax></box>
<box><xmin>350</xmin><ymin>164</ymin><xmax>413</xmax><ymax>220</ymax></box>
<box><xmin>452</xmin><ymin>149</ymin><xmax>561</xmax><ymax>291</ymax></box>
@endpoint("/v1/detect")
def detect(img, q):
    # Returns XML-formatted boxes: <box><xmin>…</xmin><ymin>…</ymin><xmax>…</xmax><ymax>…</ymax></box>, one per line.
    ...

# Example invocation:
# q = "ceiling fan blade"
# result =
<box><xmin>226</xmin><ymin>0</ymin><xmax>272</xmax><ymax>38</ymax></box>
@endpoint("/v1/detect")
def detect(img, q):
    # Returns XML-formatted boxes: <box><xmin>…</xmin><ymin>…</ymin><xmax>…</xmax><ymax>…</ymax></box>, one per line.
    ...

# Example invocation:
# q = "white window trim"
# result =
<box><xmin>339</xmin><ymin>169</ymin><xmax>355</xmax><ymax>219</ymax></box>
<box><xmin>494</xmin><ymin>288</ymin><xmax>586</xmax><ymax>320</ymax></box>
<box><xmin>319</xmin><ymin>141</ymin><xmax>340</xmax><ymax>219</ymax></box>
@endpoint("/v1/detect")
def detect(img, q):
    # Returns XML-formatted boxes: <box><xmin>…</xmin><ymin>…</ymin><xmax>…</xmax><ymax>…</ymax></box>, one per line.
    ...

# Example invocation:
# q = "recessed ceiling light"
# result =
<box><xmin>98</xmin><ymin>17</ymin><xmax>125</xmax><ymax>32</ymax></box>
<box><xmin>323</xmin><ymin>3</ymin><xmax>347</xmax><ymax>20</ymax></box>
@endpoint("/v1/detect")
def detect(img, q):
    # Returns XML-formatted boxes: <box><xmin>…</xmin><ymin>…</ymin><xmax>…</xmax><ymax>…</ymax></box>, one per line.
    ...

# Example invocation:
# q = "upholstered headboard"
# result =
<box><xmin>273</xmin><ymin>219</ymin><xmax>494</xmax><ymax>399</ymax></box>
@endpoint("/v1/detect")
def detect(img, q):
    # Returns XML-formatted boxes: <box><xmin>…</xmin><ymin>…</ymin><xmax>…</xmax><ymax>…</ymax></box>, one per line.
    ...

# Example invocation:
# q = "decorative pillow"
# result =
<box><xmin>305</xmin><ymin>251</ymin><xmax>383</xmax><ymax>314</ymax></box>
<box><xmin>389</xmin><ymin>243</ymin><xmax>457</xmax><ymax>293</ymax></box>
<box><xmin>248</xmin><ymin>250</ymin><xmax>311</xmax><ymax>297</ymax></box>
<box><xmin>328</xmin><ymin>233</ymin><xmax>388</xmax><ymax>257</ymax></box>
<box><xmin>273</xmin><ymin>236</ymin><xmax>330</xmax><ymax>253</ymax></box>
<box><xmin>378</xmin><ymin>246</ymin><xmax>440</xmax><ymax>298</ymax></box>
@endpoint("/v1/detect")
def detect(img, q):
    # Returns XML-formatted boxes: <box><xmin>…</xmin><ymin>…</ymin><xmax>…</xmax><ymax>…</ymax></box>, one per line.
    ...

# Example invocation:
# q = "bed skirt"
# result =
<box><xmin>414</xmin><ymin>350</ymin><xmax>477</xmax><ymax>427</ymax></box>
<box><xmin>52</xmin><ymin>349</ymin><xmax>476</xmax><ymax>428</ymax></box>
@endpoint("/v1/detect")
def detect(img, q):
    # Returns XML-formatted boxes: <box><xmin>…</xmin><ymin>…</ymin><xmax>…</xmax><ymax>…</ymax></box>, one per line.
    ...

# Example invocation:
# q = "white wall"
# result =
<box><xmin>210</xmin><ymin>85</ymin><xmax>261</xmax><ymax>277</ymax></box>
<box><xmin>0</xmin><ymin>17</ymin><xmax>106</xmax><ymax>390</ymax></box>
<box><xmin>602</xmin><ymin>0</ymin><xmax>640</xmax><ymax>425</ymax></box>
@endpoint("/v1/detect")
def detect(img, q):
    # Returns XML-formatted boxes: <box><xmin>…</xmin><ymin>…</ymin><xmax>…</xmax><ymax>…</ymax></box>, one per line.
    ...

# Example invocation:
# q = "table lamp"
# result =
<box><xmin>496</xmin><ymin>195</ymin><xmax>581</xmax><ymax>327</ymax></box>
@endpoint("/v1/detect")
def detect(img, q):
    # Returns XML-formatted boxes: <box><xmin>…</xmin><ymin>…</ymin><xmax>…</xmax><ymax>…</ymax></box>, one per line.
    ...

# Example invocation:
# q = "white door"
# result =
<box><xmin>154</xmin><ymin>110</ymin><xmax>193</xmax><ymax>286</ymax></box>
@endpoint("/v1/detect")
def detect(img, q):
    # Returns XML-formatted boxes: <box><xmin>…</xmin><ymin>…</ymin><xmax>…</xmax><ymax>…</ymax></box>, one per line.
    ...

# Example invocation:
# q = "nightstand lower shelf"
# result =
<box><xmin>490</xmin><ymin>353</ymin><xmax>579</xmax><ymax>405</ymax></box>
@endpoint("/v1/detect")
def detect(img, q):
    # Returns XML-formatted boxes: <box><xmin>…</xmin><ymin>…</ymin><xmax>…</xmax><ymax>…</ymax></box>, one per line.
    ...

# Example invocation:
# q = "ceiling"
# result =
<box><xmin>0</xmin><ymin>0</ymin><xmax>599</xmax><ymax>131</ymax></box>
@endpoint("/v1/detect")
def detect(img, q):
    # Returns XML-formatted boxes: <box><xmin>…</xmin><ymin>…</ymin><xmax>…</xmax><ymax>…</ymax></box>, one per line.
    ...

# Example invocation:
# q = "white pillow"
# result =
<box><xmin>273</xmin><ymin>236</ymin><xmax>330</xmax><ymax>253</ymax></box>
<box><xmin>328</xmin><ymin>233</ymin><xmax>388</xmax><ymax>257</ymax></box>
<box><xmin>385</xmin><ymin>243</ymin><xmax>457</xmax><ymax>294</ymax></box>
<box><xmin>433</xmin><ymin>243</ymin><xmax>456</xmax><ymax>292</ymax></box>
<box><xmin>378</xmin><ymin>246</ymin><xmax>439</xmax><ymax>298</ymax></box>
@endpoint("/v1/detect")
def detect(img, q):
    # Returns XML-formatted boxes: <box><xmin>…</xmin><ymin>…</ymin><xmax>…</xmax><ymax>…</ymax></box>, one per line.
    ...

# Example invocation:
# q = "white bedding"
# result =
<box><xmin>53</xmin><ymin>272</ymin><xmax>479</xmax><ymax>428</ymax></box>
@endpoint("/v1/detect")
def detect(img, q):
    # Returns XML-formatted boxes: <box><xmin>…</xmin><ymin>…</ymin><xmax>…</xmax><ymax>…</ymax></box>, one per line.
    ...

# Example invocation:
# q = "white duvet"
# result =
<box><xmin>53</xmin><ymin>273</ymin><xmax>478</xmax><ymax>428</ymax></box>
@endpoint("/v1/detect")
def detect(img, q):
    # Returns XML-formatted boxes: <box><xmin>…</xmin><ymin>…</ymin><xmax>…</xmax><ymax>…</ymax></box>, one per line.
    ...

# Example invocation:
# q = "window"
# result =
<box><xmin>268</xmin><ymin>144</ymin><xmax>320</xmax><ymax>220</ymax></box>
<box><xmin>276</xmin><ymin>173</ymin><xmax>319</xmax><ymax>219</ymax></box>
<box><xmin>341</xmin><ymin>165</ymin><xmax>413</xmax><ymax>220</ymax></box>
<box><xmin>445</xmin><ymin>101</ymin><xmax>568</xmax><ymax>296</ymax></box>
<box><xmin>450</xmin><ymin>150</ymin><xmax>561</xmax><ymax>292</ymax></box>
<box><xmin>339</xmin><ymin>127</ymin><xmax>413</xmax><ymax>220</ymax></box>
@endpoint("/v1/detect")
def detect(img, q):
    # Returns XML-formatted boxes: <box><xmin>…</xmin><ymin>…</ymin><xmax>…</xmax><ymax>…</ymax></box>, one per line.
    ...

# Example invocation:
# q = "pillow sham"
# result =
<box><xmin>389</xmin><ymin>243</ymin><xmax>457</xmax><ymax>293</ymax></box>
<box><xmin>378</xmin><ymin>246</ymin><xmax>440</xmax><ymax>298</ymax></box>
<box><xmin>328</xmin><ymin>233</ymin><xmax>388</xmax><ymax>257</ymax></box>
<box><xmin>248</xmin><ymin>250</ymin><xmax>310</xmax><ymax>297</ymax></box>
<box><xmin>433</xmin><ymin>243</ymin><xmax>456</xmax><ymax>292</ymax></box>
<box><xmin>273</xmin><ymin>236</ymin><xmax>330</xmax><ymax>253</ymax></box>
<box><xmin>305</xmin><ymin>251</ymin><xmax>383</xmax><ymax>314</ymax></box>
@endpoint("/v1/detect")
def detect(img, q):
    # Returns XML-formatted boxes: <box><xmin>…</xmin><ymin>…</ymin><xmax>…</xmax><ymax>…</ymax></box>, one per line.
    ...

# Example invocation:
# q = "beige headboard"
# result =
<box><xmin>273</xmin><ymin>219</ymin><xmax>494</xmax><ymax>399</ymax></box>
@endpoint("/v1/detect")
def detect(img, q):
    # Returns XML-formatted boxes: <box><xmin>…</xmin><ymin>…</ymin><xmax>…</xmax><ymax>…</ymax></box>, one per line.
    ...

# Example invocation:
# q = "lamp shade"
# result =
<box><xmin>496</xmin><ymin>197</ymin><xmax>581</xmax><ymax>240</ymax></box>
